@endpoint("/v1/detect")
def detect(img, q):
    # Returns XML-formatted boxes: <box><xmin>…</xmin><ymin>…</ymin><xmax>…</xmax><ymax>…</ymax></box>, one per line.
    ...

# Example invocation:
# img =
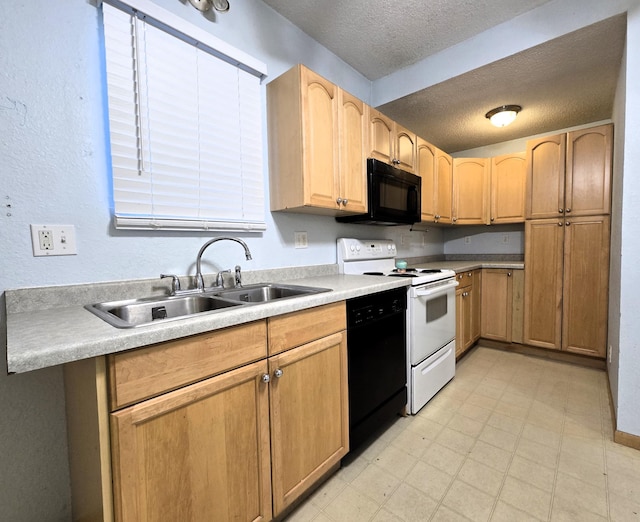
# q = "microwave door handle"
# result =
<box><xmin>407</xmin><ymin>185</ymin><xmax>419</xmax><ymax>215</ymax></box>
<box><xmin>414</xmin><ymin>280</ymin><xmax>459</xmax><ymax>297</ymax></box>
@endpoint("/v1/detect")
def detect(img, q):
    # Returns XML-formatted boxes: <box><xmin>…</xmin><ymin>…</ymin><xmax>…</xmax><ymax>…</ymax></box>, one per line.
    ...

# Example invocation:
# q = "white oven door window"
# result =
<box><xmin>410</xmin><ymin>284</ymin><xmax>456</xmax><ymax>364</ymax></box>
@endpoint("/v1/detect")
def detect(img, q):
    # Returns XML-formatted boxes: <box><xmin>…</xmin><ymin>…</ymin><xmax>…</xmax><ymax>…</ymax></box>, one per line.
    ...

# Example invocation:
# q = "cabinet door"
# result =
<box><xmin>435</xmin><ymin>149</ymin><xmax>453</xmax><ymax>223</ymax></box>
<box><xmin>481</xmin><ymin>269</ymin><xmax>513</xmax><ymax>342</ymax></box>
<box><xmin>417</xmin><ymin>137</ymin><xmax>436</xmax><ymax>222</ymax></box>
<box><xmin>562</xmin><ymin>215</ymin><xmax>610</xmax><ymax>357</ymax></box>
<box><xmin>462</xmin><ymin>287</ymin><xmax>473</xmax><ymax>351</ymax></box>
<box><xmin>368</xmin><ymin>107</ymin><xmax>394</xmax><ymax>164</ymax></box>
<box><xmin>269</xmin><ymin>331</ymin><xmax>349</xmax><ymax>516</ymax></box>
<box><xmin>566</xmin><ymin>124</ymin><xmax>612</xmax><ymax>217</ymax></box>
<box><xmin>455</xmin><ymin>287</ymin><xmax>465</xmax><ymax>357</ymax></box>
<box><xmin>395</xmin><ymin>123</ymin><xmax>417</xmax><ymax>173</ymax></box>
<box><xmin>302</xmin><ymin>67</ymin><xmax>340</xmax><ymax>209</ymax></box>
<box><xmin>526</xmin><ymin>134</ymin><xmax>566</xmax><ymax>219</ymax></box>
<box><xmin>471</xmin><ymin>270</ymin><xmax>482</xmax><ymax>342</ymax></box>
<box><xmin>523</xmin><ymin>219</ymin><xmax>564</xmax><ymax>350</ymax></box>
<box><xmin>338</xmin><ymin>90</ymin><xmax>367</xmax><ymax>213</ymax></box>
<box><xmin>111</xmin><ymin>360</ymin><xmax>272</xmax><ymax>522</ymax></box>
<box><xmin>490</xmin><ymin>152</ymin><xmax>526</xmax><ymax>224</ymax></box>
<box><xmin>452</xmin><ymin>158</ymin><xmax>488</xmax><ymax>225</ymax></box>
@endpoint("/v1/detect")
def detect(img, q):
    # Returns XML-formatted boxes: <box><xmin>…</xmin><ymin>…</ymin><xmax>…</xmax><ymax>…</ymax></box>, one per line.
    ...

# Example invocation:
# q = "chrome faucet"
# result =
<box><xmin>194</xmin><ymin>237</ymin><xmax>252</xmax><ymax>291</ymax></box>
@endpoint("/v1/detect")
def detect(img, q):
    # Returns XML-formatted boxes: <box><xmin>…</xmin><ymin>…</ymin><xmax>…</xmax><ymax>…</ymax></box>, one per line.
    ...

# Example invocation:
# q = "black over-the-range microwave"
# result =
<box><xmin>336</xmin><ymin>158</ymin><xmax>421</xmax><ymax>225</ymax></box>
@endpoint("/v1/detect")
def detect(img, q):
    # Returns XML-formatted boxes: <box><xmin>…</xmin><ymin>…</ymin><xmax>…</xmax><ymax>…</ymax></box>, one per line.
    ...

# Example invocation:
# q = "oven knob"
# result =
<box><xmin>356</xmin><ymin>245</ymin><xmax>361</xmax><ymax>251</ymax></box>
<box><xmin>350</xmin><ymin>244</ymin><xmax>355</xmax><ymax>252</ymax></box>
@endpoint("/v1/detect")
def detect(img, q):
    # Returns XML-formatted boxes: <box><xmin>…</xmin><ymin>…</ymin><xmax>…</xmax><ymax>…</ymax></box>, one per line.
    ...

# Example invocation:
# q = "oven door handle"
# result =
<box><xmin>413</xmin><ymin>279</ymin><xmax>459</xmax><ymax>297</ymax></box>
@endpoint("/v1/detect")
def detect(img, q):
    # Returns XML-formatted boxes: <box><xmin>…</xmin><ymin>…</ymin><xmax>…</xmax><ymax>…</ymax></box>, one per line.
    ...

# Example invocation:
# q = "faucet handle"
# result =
<box><xmin>215</xmin><ymin>269</ymin><xmax>231</xmax><ymax>288</ymax></box>
<box><xmin>234</xmin><ymin>265</ymin><xmax>243</xmax><ymax>287</ymax></box>
<box><xmin>160</xmin><ymin>274</ymin><xmax>181</xmax><ymax>294</ymax></box>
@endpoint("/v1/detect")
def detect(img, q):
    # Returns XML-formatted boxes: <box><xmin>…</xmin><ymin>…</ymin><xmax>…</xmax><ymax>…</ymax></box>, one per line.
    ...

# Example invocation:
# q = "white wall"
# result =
<box><xmin>1</xmin><ymin>0</ymin><xmax>638</xmax><ymax>519</ymax></box>
<box><xmin>616</xmin><ymin>3</ymin><xmax>640</xmax><ymax>437</ymax></box>
<box><xmin>609</xmin><ymin>30</ymin><xmax>627</xmax><ymax>414</ymax></box>
<box><xmin>0</xmin><ymin>1</ymin><xmax>430</xmax><ymax>519</ymax></box>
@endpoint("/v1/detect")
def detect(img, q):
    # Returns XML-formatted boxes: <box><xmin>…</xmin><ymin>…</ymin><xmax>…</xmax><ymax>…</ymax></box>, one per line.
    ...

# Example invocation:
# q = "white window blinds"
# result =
<box><xmin>102</xmin><ymin>1</ymin><xmax>266</xmax><ymax>231</ymax></box>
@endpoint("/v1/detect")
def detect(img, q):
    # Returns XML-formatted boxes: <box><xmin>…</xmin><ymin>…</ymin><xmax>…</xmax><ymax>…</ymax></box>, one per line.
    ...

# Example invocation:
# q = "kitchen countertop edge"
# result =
<box><xmin>6</xmin><ymin>261</ymin><xmax>524</xmax><ymax>374</ymax></box>
<box><xmin>6</xmin><ymin>274</ymin><xmax>409</xmax><ymax>374</ymax></box>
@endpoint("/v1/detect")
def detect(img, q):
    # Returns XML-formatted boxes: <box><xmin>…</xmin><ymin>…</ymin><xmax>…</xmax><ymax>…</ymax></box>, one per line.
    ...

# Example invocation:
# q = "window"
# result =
<box><xmin>102</xmin><ymin>0</ymin><xmax>267</xmax><ymax>231</ymax></box>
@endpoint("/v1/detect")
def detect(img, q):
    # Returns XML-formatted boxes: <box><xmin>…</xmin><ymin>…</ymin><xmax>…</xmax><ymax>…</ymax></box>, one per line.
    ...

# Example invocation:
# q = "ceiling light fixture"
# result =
<box><xmin>485</xmin><ymin>105</ymin><xmax>521</xmax><ymax>128</ymax></box>
<box><xmin>188</xmin><ymin>0</ymin><xmax>230</xmax><ymax>13</ymax></box>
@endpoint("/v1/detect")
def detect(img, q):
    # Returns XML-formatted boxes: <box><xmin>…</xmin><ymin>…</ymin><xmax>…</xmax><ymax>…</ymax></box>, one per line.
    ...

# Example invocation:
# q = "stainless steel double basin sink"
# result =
<box><xmin>85</xmin><ymin>283</ymin><xmax>331</xmax><ymax>328</ymax></box>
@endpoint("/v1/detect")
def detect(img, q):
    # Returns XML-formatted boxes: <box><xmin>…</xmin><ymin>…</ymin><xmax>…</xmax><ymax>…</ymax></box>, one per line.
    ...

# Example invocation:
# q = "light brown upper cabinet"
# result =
<box><xmin>489</xmin><ymin>152</ymin><xmax>526</xmax><ymax>224</ymax></box>
<box><xmin>452</xmin><ymin>158</ymin><xmax>489</xmax><ymax>225</ymax></box>
<box><xmin>267</xmin><ymin>64</ymin><xmax>367</xmax><ymax>215</ymax></box>
<box><xmin>417</xmin><ymin>137</ymin><xmax>436</xmax><ymax>222</ymax></box>
<box><xmin>435</xmin><ymin>148</ymin><xmax>453</xmax><ymax>224</ymax></box>
<box><xmin>523</xmin><ymin>215</ymin><xmax>610</xmax><ymax>357</ymax></box>
<box><xmin>368</xmin><ymin>107</ymin><xmax>417</xmax><ymax>173</ymax></box>
<box><xmin>526</xmin><ymin>124</ymin><xmax>612</xmax><ymax>219</ymax></box>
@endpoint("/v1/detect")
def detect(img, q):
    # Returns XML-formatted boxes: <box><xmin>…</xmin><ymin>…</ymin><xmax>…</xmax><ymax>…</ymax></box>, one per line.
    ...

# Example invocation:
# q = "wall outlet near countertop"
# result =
<box><xmin>30</xmin><ymin>224</ymin><xmax>77</xmax><ymax>256</ymax></box>
<box><xmin>294</xmin><ymin>231</ymin><xmax>308</xmax><ymax>249</ymax></box>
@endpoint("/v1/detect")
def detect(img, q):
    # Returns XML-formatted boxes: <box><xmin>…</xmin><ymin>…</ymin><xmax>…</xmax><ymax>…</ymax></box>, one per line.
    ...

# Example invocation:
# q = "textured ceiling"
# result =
<box><xmin>261</xmin><ymin>0</ymin><xmax>555</xmax><ymax>80</ymax></box>
<box><xmin>260</xmin><ymin>1</ymin><xmax>626</xmax><ymax>153</ymax></box>
<box><xmin>379</xmin><ymin>15</ymin><xmax>627</xmax><ymax>152</ymax></box>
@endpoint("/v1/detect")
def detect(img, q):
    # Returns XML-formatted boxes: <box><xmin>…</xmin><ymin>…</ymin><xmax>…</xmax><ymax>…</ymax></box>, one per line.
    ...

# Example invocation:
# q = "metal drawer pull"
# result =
<box><xmin>274</xmin><ymin>368</ymin><xmax>284</xmax><ymax>378</ymax></box>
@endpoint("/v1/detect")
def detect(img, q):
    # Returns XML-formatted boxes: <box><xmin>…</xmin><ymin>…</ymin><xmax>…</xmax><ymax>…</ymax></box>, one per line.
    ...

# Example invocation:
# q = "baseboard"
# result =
<box><xmin>477</xmin><ymin>339</ymin><xmax>606</xmax><ymax>370</ymax></box>
<box><xmin>604</xmin><ymin>372</ymin><xmax>640</xmax><ymax>451</ymax></box>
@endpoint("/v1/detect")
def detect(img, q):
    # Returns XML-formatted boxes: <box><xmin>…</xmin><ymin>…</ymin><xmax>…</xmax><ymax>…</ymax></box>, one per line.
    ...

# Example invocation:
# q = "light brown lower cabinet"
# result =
<box><xmin>111</xmin><ymin>360</ymin><xmax>272</xmax><ymax>522</ymax></box>
<box><xmin>455</xmin><ymin>270</ymin><xmax>481</xmax><ymax>357</ymax></box>
<box><xmin>524</xmin><ymin>216</ymin><xmax>610</xmax><ymax>357</ymax></box>
<box><xmin>64</xmin><ymin>303</ymin><xmax>349</xmax><ymax>522</ymax></box>
<box><xmin>481</xmin><ymin>269</ymin><xmax>514</xmax><ymax>342</ymax></box>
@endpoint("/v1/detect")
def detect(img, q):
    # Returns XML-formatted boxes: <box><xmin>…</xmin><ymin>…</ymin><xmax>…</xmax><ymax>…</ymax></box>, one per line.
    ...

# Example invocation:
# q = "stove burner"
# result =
<box><xmin>392</xmin><ymin>267</ymin><xmax>417</xmax><ymax>273</ymax></box>
<box><xmin>363</xmin><ymin>271</ymin><xmax>385</xmax><ymax>276</ymax></box>
<box><xmin>388</xmin><ymin>273</ymin><xmax>417</xmax><ymax>278</ymax></box>
<box><xmin>419</xmin><ymin>269</ymin><xmax>442</xmax><ymax>273</ymax></box>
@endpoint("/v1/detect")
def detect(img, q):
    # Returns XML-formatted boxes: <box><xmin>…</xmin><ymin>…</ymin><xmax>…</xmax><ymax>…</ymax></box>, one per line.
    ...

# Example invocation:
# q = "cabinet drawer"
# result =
<box><xmin>108</xmin><ymin>320</ymin><xmax>267</xmax><ymax>410</ymax></box>
<box><xmin>268</xmin><ymin>302</ymin><xmax>346</xmax><ymax>355</ymax></box>
<box><xmin>456</xmin><ymin>272</ymin><xmax>474</xmax><ymax>289</ymax></box>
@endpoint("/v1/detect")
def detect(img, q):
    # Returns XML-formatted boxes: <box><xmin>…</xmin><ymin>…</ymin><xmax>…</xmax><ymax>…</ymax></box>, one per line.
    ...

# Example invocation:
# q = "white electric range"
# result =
<box><xmin>337</xmin><ymin>238</ymin><xmax>458</xmax><ymax>414</ymax></box>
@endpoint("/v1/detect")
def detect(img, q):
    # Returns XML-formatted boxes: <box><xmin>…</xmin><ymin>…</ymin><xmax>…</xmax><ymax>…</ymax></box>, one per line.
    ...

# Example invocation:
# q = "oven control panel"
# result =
<box><xmin>337</xmin><ymin>238</ymin><xmax>396</xmax><ymax>262</ymax></box>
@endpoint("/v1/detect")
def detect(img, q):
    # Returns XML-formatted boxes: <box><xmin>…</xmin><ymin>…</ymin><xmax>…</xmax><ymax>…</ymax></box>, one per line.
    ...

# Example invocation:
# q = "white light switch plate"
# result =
<box><xmin>30</xmin><ymin>224</ymin><xmax>77</xmax><ymax>256</ymax></box>
<box><xmin>294</xmin><ymin>231</ymin><xmax>308</xmax><ymax>248</ymax></box>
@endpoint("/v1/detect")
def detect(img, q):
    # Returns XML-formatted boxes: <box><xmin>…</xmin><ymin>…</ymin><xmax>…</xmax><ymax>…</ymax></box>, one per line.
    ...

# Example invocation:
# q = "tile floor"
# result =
<box><xmin>284</xmin><ymin>345</ymin><xmax>640</xmax><ymax>521</ymax></box>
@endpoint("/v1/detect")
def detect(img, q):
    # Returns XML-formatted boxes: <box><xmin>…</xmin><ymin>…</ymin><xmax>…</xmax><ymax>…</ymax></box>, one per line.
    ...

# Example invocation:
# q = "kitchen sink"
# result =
<box><xmin>213</xmin><ymin>283</ymin><xmax>331</xmax><ymax>303</ymax></box>
<box><xmin>85</xmin><ymin>294</ymin><xmax>243</xmax><ymax>328</ymax></box>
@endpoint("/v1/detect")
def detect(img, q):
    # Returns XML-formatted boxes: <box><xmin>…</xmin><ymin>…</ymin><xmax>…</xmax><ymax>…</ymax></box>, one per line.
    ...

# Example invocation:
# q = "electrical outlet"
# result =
<box><xmin>39</xmin><ymin>230</ymin><xmax>53</xmax><ymax>250</ymax></box>
<box><xmin>502</xmin><ymin>234</ymin><xmax>510</xmax><ymax>244</ymax></box>
<box><xmin>31</xmin><ymin>224</ymin><xmax>77</xmax><ymax>256</ymax></box>
<box><xmin>464</xmin><ymin>236</ymin><xmax>471</xmax><ymax>244</ymax></box>
<box><xmin>608</xmin><ymin>344</ymin><xmax>612</xmax><ymax>364</ymax></box>
<box><xmin>294</xmin><ymin>231</ymin><xmax>308</xmax><ymax>249</ymax></box>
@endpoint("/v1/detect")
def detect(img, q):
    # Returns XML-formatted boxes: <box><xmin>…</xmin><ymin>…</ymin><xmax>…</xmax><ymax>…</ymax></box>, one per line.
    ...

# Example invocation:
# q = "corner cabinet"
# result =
<box><xmin>64</xmin><ymin>303</ymin><xmax>349</xmax><ymax>522</ymax></box>
<box><xmin>267</xmin><ymin>65</ymin><xmax>367</xmax><ymax>215</ymax></box>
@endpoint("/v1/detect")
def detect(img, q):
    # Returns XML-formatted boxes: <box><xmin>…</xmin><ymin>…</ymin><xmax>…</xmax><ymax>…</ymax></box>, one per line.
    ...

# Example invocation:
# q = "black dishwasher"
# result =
<box><xmin>347</xmin><ymin>287</ymin><xmax>407</xmax><ymax>451</ymax></box>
